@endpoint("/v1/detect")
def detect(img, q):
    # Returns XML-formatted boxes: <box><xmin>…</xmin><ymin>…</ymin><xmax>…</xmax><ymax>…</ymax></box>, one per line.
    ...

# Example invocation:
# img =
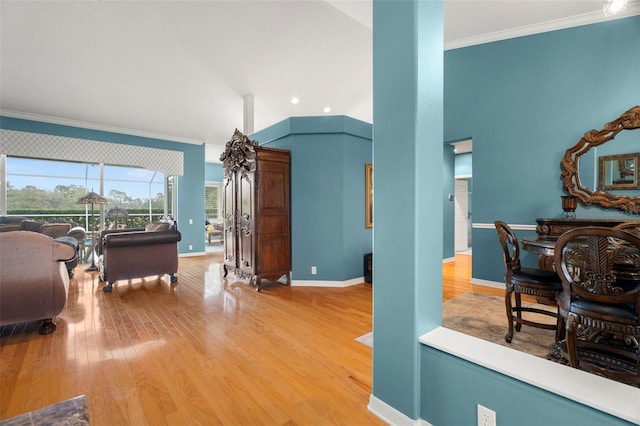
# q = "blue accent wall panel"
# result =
<box><xmin>0</xmin><ymin>116</ymin><xmax>205</xmax><ymax>254</ymax></box>
<box><xmin>455</xmin><ymin>152</ymin><xmax>472</xmax><ymax>177</ymax></box>
<box><xmin>373</xmin><ymin>0</ymin><xmax>444</xmax><ymax>419</ymax></box>
<box><xmin>205</xmin><ymin>162</ymin><xmax>223</xmax><ymax>182</ymax></box>
<box><xmin>252</xmin><ymin>116</ymin><xmax>372</xmax><ymax>282</ymax></box>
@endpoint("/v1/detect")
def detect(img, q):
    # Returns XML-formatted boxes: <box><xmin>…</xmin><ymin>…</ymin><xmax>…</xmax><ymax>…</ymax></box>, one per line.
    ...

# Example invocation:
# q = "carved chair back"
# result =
<box><xmin>554</xmin><ymin>226</ymin><xmax>640</xmax><ymax>315</ymax></box>
<box><xmin>494</xmin><ymin>221</ymin><xmax>522</xmax><ymax>276</ymax></box>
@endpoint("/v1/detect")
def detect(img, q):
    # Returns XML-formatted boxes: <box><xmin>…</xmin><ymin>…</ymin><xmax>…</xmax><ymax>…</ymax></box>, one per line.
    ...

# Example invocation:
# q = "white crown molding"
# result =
<box><xmin>0</xmin><ymin>109</ymin><xmax>204</xmax><ymax>146</ymax></box>
<box><xmin>445</xmin><ymin>6</ymin><xmax>640</xmax><ymax>50</ymax></box>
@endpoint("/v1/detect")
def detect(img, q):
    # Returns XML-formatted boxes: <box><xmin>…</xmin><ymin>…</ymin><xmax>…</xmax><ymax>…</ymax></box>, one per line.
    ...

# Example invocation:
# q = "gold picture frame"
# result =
<box><xmin>598</xmin><ymin>152</ymin><xmax>640</xmax><ymax>191</ymax></box>
<box><xmin>365</xmin><ymin>163</ymin><xmax>373</xmax><ymax>228</ymax></box>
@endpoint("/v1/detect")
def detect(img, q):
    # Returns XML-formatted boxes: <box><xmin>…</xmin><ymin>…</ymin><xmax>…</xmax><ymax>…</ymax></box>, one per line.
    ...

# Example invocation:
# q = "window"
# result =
<box><xmin>205</xmin><ymin>182</ymin><xmax>222</xmax><ymax>223</ymax></box>
<box><xmin>2</xmin><ymin>156</ymin><xmax>171</xmax><ymax>228</ymax></box>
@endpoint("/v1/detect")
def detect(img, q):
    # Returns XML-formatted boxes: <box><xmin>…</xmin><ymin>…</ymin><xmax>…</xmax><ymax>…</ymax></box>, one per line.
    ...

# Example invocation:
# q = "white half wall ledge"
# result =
<box><xmin>420</xmin><ymin>327</ymin><xmax>640</xmax><ymax>425</ymax></box>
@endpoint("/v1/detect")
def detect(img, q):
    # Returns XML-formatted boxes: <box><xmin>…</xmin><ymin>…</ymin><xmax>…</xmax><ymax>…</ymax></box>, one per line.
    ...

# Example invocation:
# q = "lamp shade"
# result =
<box><xmin>76</xmin><ymin>191</ymin><xmax>108</xmax><ymax>205</ymax></box>
<box><xmin>107</xmin><ymin>206</ymin><xmax>129</xmax><ymax>218</ymax></box>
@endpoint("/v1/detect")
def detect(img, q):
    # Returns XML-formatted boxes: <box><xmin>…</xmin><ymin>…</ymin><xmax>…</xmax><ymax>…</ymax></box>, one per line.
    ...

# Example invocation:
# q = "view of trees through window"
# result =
<box><xmin>4</xmin><ymin>157</ymin><xmax>167</xmax><ymax>229</ymax></box>
<box><xmin>205</xmin><ymin>183</ymin><xmax>221</xmax><ymax>223</ymax></box>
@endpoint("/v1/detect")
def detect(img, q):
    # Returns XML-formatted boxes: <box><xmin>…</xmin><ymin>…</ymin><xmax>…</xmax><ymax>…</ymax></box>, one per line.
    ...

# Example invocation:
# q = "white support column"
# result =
<box><xmin>243</xmin><ymin>95</ymin><xmax>255</xmax><ymax>135</ymax></box>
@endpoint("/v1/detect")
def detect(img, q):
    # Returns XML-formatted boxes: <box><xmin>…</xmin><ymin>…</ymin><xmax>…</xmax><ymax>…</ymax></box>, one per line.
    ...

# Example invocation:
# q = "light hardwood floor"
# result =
<box><xmin>1</xmin><ymin>252</ymin><xmax>476</xmax><ymax>425</ymax></box>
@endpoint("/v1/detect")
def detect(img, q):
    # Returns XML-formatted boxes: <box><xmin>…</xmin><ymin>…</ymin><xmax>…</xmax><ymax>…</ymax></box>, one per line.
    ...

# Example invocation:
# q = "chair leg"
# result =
<box><xmin>505</xmin><ymin>287</ymin><xmax>514</xmax><ymax>343</ymax></box>
<box><xmin>566</xmin><ymin>315</ymin><xmax>579</xmax><ymax>368</ymax></box>
<box><xmin>555</xmin><ymin>307</ymin><xmax>564</xmax><ymax>344</ymax></box>
<box><xmin>514</xmin><ymin>292</ymin><xmax>522</xmax><ymax>332</ymax></box>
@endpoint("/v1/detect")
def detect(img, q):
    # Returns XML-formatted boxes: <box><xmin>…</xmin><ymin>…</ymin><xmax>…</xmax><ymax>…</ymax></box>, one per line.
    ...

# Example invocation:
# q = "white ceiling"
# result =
<box><xmin>1</xmin><ymin>1</ymin><xmax>638</xmax><ymax>163</ymax></box>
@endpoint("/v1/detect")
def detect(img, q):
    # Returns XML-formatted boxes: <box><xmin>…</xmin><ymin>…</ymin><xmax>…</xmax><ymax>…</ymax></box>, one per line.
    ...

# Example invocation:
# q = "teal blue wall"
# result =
<box><xmin>205</xmin><ymin>163</ymin><xmax>223</xmax><ymax>182</ymax></box>
<box><xmin>420</xmin><ymin>346</ymin><xmax>633</xmax><ymax>426</ymax></box>
<box><xmin>374</xmin><ymin>2</ymin><xmax>637</xmax><ymax>424</ymax></box>
<box><xmin>0</xmin><ymin>116</ymin><xmax>205</xmax><ymax>254</ymax></box>
<box><xmin>373</xmin><ymin>0</ymin><xmax>444</xmax><ymax>418</ymax></box>
<box><xmin>251</xmin><ymin>115</ymin><xmax>372</xmax><ymax>282</ymax></box>
<box><xmin>455</xmin><ymin>152</ymin><xmax>472</xmax><ymax>176</ymax></box>
<box><xmin>444</xmin><ymin>15</ymin><xmax>640</xmax><ymax>284</ymax></box>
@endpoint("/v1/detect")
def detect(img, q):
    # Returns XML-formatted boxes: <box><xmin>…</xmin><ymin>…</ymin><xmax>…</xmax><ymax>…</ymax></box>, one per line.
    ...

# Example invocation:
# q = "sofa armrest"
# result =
<box><xmin>102</xmin><ymin>230</ymin><xmax>182</xmax><ymax>249</ymax></box>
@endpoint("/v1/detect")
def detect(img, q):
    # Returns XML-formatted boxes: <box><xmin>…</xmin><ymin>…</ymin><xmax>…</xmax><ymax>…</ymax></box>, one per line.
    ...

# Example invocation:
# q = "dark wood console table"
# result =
<box><xmin>524</xmin><ymin>218</ymin><xmax>640</xmax><ymax>270</ymax></box>
<box><xmin>534</xmin><ymin>218</ymin><xmax>640</xmax><ymax>240</ymax></box>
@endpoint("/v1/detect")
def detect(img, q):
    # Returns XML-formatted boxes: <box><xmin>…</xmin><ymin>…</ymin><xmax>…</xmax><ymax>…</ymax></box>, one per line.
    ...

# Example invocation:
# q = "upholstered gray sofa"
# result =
<box><xmin>0</xmin><ymin>231</ymin><xmax>77</xmax><ymax>334</ymax></box>
<box><xmin>97</xmin><ymin>221</ymin><xmax>182</xmax><ymax>292</ymax></box>
<box><xmin>0</xmin><ymin>216</ymin><xmax>85</xmax><ymax>277</ymax></box>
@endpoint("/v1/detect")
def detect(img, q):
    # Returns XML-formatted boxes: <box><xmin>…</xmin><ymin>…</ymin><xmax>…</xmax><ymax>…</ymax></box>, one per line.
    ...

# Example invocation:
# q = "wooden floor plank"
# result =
<box><xmin>1</xmin><ymin>251</ymin><xmax>480</xmax><ymax>424</ymax></box>
<box><xmin>1</xmin><ymin>252</ymin><xmax>393</xmax><ymax>424</ymax></box>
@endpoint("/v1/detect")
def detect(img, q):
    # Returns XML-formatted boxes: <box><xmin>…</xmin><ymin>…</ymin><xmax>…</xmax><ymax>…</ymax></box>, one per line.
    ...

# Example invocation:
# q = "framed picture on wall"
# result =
<box><xmin>365</xmin><ymin>163</ymin><xmax>373</xmax><ymax>228</ymax></box>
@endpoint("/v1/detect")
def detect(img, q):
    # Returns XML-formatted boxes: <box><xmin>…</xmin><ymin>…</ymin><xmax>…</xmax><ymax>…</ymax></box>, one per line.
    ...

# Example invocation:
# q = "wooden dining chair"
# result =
<box><xmin>554</xmin><ymin>226</ymin><xmax>640</xmax><ymax>385</ymax></box>
<box><xmin>494</xmin><ymin>221</ymin><xmax>563</xmax><ymax>343</ymax></box>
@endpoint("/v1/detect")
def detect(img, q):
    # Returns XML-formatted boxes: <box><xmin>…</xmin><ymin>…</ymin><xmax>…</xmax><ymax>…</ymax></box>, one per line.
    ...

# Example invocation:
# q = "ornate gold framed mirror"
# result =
<box><xmin>561</xmin><ymin>105</ymin><xmax>640</xmax><ymax>214</ymax></box>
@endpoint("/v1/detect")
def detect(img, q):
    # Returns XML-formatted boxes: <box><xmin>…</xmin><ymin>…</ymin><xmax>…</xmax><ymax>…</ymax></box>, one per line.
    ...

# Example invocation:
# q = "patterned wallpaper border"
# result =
<box><xmin>0</xmin><ymin>129</ymin><xmax>184</xmax><ymax>176</ymax></box>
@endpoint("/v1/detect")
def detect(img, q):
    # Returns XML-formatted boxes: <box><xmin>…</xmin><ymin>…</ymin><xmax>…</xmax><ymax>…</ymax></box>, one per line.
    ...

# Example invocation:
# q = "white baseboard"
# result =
<box><xmin>368</xmin><ymin>395</ymin><xmax>433</xmax><ymax>426</ymax></box>
<box><xmin>292</xmin><ymin>276</ymin><xmax>365</xmax><ymax>287</ymax></box>
<box><xmin>470</xmin><ymin>277</ymin><xmax>503</xmax><ymax>289</ymax></box>
<box><xmin>442</xmin><ymin>256</ymin><xmax>455</xmax><ymax>263</ymax></box>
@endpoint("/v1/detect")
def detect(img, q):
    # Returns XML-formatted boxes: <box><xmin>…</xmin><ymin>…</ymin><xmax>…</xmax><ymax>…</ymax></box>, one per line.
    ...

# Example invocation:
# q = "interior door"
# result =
<box><xmin>454</xmin><ymin>179</ymin><xmax>469</xmax><ymax>252</ymax></box>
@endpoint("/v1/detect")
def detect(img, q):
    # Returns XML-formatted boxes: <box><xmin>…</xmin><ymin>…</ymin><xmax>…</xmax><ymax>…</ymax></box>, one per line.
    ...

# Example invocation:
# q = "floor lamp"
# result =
<box><xmin>77</xmin><ymin>191</ymin><xmax>108</xmax><ymax>272</ymax></box>
<box><xmin>107</xmin><ymin>206</ymin><xmax>128</xmax><ymax>229</ymax></box>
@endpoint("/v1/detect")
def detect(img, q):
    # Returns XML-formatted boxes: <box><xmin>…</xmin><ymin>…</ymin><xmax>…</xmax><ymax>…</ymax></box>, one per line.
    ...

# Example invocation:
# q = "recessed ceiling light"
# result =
<box><xmin>323</xmin><ymin>107</ymin><xmax>331</xmax><ymax>113</ymax></box>
<box><xmin>291</xmin><ymin>97</ymin><xmax>299</xmax><ymax>105</ymax></box>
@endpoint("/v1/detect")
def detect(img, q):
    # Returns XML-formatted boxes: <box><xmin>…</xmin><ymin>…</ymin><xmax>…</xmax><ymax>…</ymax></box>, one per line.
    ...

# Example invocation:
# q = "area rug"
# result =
<box><xmin>355</xmin><ymin>292</ymin><xmax>558</xmax><ymax>359</ymax></box>
<box><xmin>443</xmin><ymin>292</ymin><xmax>558</xmax><ymax>359</ymax></box>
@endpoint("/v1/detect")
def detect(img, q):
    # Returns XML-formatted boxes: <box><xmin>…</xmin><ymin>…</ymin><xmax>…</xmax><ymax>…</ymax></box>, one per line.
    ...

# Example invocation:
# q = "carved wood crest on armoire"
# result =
<box><xmin>219</xmin><ymin>129</ymin><xmax>291</xmax><ymax>291</ymax></box>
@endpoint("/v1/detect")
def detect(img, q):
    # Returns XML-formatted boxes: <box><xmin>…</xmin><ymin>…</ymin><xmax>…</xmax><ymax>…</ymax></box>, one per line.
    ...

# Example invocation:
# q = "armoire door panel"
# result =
<box><xmin>256</xmin><ymin>236</ymin><xmax>290</xmax><ymax>273</ymax></box>
<box><xmin>260</xmin><ymin>172</ymin><xmax>286</xmax><ymax>209</ymax></box>
<box><xmin>259</xmin><ymin>215</ymin><xmax>288</xmax><ymax>234</ymax></box>
<box><xmin>223</xmin><ymin>176</ymin><xmax>236</xmax><ymax>264</ymax></box>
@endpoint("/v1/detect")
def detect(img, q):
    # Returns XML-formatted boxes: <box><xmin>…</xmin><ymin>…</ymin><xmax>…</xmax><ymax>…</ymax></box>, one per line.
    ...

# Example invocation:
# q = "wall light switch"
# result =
<box><xmin>189</xmin><ymin>219</ymin><xmax>193</xmax><ymax>225</ymax></box>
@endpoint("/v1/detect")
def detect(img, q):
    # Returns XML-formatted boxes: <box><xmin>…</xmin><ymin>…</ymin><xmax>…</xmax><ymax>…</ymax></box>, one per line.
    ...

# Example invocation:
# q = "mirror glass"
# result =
<box><xmin>599</xmin><ymin>153</ymin><xmax>639</xmax><ymax>191</ymax></box>
<box><xmin>561</xmin><ymin>105</ymin><xmax>640</xmax><ymax>213</ymax></box>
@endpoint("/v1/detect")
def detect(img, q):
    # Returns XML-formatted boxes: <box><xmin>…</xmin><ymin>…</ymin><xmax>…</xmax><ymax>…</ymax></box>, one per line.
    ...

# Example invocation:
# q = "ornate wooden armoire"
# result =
<box><xmin>220</xmin><ymin>129</ymin><xmax>291</xmax><ymax>291</ymax></box>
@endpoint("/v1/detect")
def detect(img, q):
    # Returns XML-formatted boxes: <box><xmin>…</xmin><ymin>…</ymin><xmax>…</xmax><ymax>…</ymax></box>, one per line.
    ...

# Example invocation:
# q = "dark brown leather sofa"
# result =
<box><xmin>97</xmin><ymin>222</ymin><xmax>182</xmax><ymax>293</ymax></box>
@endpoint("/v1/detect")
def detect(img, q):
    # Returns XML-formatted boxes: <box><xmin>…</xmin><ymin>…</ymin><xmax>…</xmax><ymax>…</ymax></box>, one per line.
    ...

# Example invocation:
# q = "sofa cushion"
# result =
<box><xmin>0</xmin><ymin>216</ymin><xmax>29</xmax><ymax>224</ymax></box>
<box><xmin>40</xmin><ymin>223</ymin><xmax>72</xmax><ymax>238</ymax></box>
<box><xmin>0</xmin><ymin>223</ymin><xmax>23</xmax><ymax>232</ymax></box>
<box><xmin>21</xmin><ymin>220</ymin><xmax>44</xmax><ymax>232</ymax></box>
<box><xmin>145</xmin><ymin>222</ymin><xmax>172</xmax><ymax>232</ymax></box>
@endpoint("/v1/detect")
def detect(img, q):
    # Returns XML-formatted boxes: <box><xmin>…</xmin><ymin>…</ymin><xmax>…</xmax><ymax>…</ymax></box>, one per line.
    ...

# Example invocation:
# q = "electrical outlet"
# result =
<box><xmin>477</xmin><ymin>405</ymin><xmax>496</xmax><ymax>426</ymax></box>
<box><xmin>311</xmin><ymin>266</ymin><xmax>317</xmax><ymax>275</ymax></box>
<box><xmin>189</xmin><ymin>244</ymin><xmax>193</xmax><ymax>250</ymax></box>
<box><xmin>189</xmin><ymin>219</ymin><xmax>193</xmax><ymax>224</ymax></box>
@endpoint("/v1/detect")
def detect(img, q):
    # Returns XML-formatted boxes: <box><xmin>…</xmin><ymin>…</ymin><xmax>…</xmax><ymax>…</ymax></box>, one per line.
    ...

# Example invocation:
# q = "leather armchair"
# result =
<box><xmin>0</xmin><ymin>231</ymin><xmax>77</xmax><ymax>334</ymax></box>
<box><xmin>98</xmin><ymin>222</ymin><xmax>182</xmax><ymax>292</ymax></box>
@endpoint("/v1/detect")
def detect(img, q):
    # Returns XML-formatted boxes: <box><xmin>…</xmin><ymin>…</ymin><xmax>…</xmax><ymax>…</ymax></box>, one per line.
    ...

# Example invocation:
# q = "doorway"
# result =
<box><xmin>454</xmin><ymin>178</ymin><xmax>471</xmax><ymax>252</ymax></box>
